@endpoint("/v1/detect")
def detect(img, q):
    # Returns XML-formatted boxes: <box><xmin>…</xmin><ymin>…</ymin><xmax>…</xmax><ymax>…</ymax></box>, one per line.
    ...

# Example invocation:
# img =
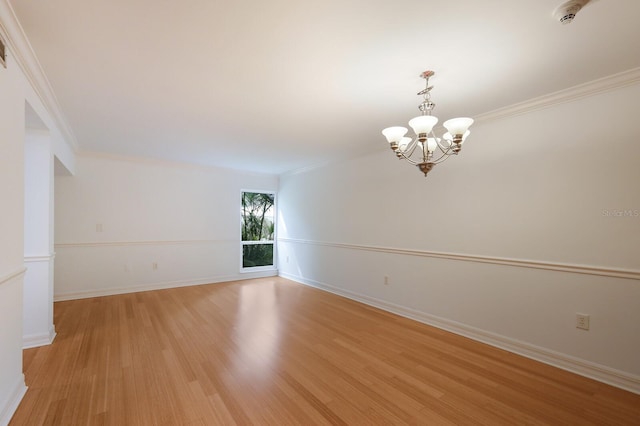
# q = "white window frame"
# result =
<box><xmin>239</xmin><ymin>189</ymin><xmax>277</xmax><ymax>273</ymax></box>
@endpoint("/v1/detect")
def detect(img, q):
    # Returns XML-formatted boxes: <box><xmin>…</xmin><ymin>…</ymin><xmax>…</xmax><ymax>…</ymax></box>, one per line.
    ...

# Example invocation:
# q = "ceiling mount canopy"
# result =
<box><xmin>382</xmin><ymin>70</ymin><xmax>473</xmax><ymax>178</ymax></box>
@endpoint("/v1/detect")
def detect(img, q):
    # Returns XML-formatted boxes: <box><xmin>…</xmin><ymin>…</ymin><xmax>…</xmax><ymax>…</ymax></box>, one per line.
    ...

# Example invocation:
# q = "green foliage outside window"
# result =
<box><xmin>242</xmin><ymin>244</ymin><xmax>274</xmax><ymax>268</ymax></box>
<box><xmin>241</xmin><ymin>192</ymin><xmax>275</xmax><ymax>268</ymax></box>
<box><xmin>241</xmin><ymin>192</ymin><xmax>275</xmax><ymax>241</ymax></box>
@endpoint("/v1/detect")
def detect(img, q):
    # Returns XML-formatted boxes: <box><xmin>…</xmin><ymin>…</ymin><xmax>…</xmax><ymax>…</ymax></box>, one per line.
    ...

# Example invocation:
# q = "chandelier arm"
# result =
<box><xmin>436</xmin><ymin>145</ymin><xmax>455</xmax><ymax>156</ymax></box>
<box><xmin>425</xmin><ymin>133</ymin><xmax>452</xmax><ymax>163</ymax></box>
<box><xmin>396</xmin><ymin>151</ymin><xmax>421</xmax><ymax>165</ymax></box>
<box><xmin>396</xmin><ymin>136</ymin><xmax>425</xmax><ymax>162</ymax></box>
<box><xmin>436</xmin><ymin>138</ymin><xmax>453</xmax><ymax>152</ymax></box>
<box><xmin>405</xmin><ymin>139</ymin><xmax>420</xmax><ymax>157</ymax></box>
<box><xmin>398</xmin><ymin>146</ymin><xmax>451</xmax><ymax>165</ymax></box>
<box><xmin>429</xmin><ymin>151</ymin><xmax>454</xmax><ymax>164</ymax></box>
<box><xmin>422</xmin><ymin>129</ymin><xmax>452</xmax><ymax>156</ymax></box>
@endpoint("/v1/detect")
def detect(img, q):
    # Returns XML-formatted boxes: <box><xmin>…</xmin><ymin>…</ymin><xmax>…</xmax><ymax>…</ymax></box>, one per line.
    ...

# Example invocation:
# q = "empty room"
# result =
<box><xmin>1</xmin><ymin>0</ymin><xmax>640</xmax><ymax>424</ymax></box>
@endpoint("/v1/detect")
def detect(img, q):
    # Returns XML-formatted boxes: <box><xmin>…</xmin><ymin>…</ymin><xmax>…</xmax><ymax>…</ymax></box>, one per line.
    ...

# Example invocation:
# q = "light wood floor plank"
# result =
<box><xmin>10</xmin><ymin>277</ymin><xmax>640</xmax><ymax>425</ymax></box>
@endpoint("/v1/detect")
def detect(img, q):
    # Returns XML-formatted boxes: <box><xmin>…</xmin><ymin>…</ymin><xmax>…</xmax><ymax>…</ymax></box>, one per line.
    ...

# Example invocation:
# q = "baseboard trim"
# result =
<box><xmin>278</xmin><ymin>238</ymin><xmax>640</xmax><ymax>281</ymax></box>
<box><xmin>0</xmin><ymin>374</ymin><xmax>27</xmax><ymax>426</ymax></box>
<box><xmin>54</xmin><ymin>271</ymin><xmax>278</xmax><ymax>301</ymax></box>
<box><xmin>23</xmin><ymin>324</ymin><xmax>56</xmax><ymax>349</ymax></box>
<box><xmin>279</xmin><ymin>271</ymin><xmax>640</xmax><ymax>395</ymax></box>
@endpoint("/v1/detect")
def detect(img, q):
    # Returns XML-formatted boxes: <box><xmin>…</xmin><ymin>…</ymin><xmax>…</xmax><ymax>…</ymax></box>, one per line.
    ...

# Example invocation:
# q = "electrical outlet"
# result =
<box><xmin>152</xmin><ymin>262</ymin><xmax>158</xmax><ymax>270</ymax></box>
<box><xmin>384</xmin><ymin>275</ymin><xmax>389</xmax><ymax>285</ymax></box>
<box><xmin>576</xmin><ymin>313</ymin><xmax>590</xmax><ymax>330</ymax></box>
<box><xmin>96</xmin><ymin>223</ymin><xmax>103</xmax><ymax>232</ymax></box>
<box><xmin>286</xmin><ymin>256</ymin><xmax>289</xmax><ymax>263</ymax></box>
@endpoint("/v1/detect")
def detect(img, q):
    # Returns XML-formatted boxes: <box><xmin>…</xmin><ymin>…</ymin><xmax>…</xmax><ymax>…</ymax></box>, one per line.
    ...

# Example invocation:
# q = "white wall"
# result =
<box><xmin>1</xmin><ymin>2</ymin><xmax>76</xmax><ymax>420</ymax></box>
<box><xmin>277</xmin><ymin>79</ymin><xmax>640</xmax><ymax>393</ymax></box>
<box><xmin>23</xmin><ymin>129</ymin><xmax>56</xmax><ymax>348</ymax></box>
<box><xmin>54</xmin><ymin>154</ymin><xmax>279</xmax><ymax>300</ymax></box>
<box><xmin>0</xmin><ymin>36</ymin><xmax>27</xmax><ymax>425</ymax></box>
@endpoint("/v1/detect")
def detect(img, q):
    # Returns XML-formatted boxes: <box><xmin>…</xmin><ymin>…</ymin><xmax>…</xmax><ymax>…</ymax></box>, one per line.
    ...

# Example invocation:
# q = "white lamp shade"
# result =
<box><xmin>408</xmin><ymin>115</ymin><xmax>438</xmax><ymax>135</ymax></box>
<box><xmin>443</xmin><ymin>117</ymin><xmax>473</xmax><ymax>136</ymax></box>
<box><xmin>426</xmin><ymin>137</ymin><xmax>438</xmax><ymax>152</ymax></box>
<box><xmin>382</xmin><ymin>126</ymin><xmax>408</xmax><ymax>143</ymax></box>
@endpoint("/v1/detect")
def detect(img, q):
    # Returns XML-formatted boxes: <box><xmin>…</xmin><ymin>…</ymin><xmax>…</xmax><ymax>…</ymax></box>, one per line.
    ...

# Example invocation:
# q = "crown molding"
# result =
<box><xmin>279</xmin><ymin>144</ymin><xmax>386</xmax><ymax>179</ymax></box>
<box><xmin>0</xmin><ymin>0</ymin><xmax>78</xmax><ymax>150</ymax></box>
<box><xmin>280</xmin><ymin>67</ymin><xmax>640</xmax><ymax>177</ymax></box>
<box><xmin>475</xmin><ymin>67</ymin><xmax>640</xmax><ymax>124</ymax></box>
<box><xmin>77</xmin><ymin>150</ymin><xmax>279</xmax><ymax>179</ymax></box>
<box><xmin>279</xmin><ymin>158</ymin><xmax>339</xmax><ymax>179</ymax></box>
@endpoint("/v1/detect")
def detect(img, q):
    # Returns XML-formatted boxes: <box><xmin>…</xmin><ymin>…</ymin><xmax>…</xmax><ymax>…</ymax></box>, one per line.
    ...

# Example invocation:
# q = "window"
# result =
<box><xmin>241</xmin><ymin>191</ymin><xmax>276</xmax><ymax>270</ymax></box>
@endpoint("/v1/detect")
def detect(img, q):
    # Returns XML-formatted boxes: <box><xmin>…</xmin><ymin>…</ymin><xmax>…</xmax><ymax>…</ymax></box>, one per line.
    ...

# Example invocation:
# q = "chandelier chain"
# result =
<box><xmin>418</xmin><ymin>75</ymin><xmax>435</xmax><ymax>116</ymax></box>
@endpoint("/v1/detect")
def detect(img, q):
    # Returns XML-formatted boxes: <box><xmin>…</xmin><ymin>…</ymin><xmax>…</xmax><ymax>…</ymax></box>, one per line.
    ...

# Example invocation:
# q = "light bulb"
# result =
<box><xmin>398</xmin><ymin>137</ymin><xmax>412</xmax><ymax>152</ymax></box>
<box><xmin>443</xmin><ymin>130</ymin><xmax>470</xmax><ymax>144</ymax></box>
<box><xmin>427</xmin><ymin>137</ymin><xmax>438</xmax><ymax>152</ymax></box>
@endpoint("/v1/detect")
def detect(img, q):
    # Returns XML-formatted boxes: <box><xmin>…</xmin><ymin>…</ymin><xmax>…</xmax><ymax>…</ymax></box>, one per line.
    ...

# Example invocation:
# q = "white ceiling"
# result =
<box><xmin>11</xmin><ymin>0</ymin><xmax>640</xmax><ymax>174</ymax></box>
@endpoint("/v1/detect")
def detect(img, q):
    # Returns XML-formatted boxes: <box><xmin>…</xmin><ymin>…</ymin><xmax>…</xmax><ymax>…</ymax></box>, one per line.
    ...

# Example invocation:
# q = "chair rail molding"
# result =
<box><xmin>55</xmin><ymin>239</ymin><xmax>237</xmax><ymax>249</ymax></box>
<box><xmin>0</xmin><ymin>267</ymin><xmax>26</xmax><ymax>287</ymax></box>
<box><xmin>278</xmin><ymin>238</ymin><xmax>640</xmax><ymax>281</ymax></box>
<box><xmin>24</xmin><ymin>253</ymin><xmax>55</xmax><ymax>263</ymax></box>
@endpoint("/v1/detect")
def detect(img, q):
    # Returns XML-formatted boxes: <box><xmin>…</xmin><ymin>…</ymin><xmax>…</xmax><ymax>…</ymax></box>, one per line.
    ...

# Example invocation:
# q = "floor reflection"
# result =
<box><xmin>231</xmin><ymin>281</ymin><xmax>282</xmax><ymax>381</ymax></box>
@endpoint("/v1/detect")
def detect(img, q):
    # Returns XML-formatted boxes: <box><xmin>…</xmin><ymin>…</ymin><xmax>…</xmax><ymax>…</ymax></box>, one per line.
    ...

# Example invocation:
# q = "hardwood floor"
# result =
<box><xmin>11</xmin><ymin>277</ymin><xmax>640</xmax><ymax>425</ymax></box>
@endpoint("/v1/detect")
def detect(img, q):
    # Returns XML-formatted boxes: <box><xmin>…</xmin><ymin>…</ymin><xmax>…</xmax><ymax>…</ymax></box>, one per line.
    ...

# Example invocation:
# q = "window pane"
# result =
<box><xmin>243</xmin><ymin>243</ymin><xmax>274</xmax><ymax>268</ymax></box>
<box><xmin>241</xmin><ymin>192</ymin><xmax>275</xmax><ymax>241</ymax></box>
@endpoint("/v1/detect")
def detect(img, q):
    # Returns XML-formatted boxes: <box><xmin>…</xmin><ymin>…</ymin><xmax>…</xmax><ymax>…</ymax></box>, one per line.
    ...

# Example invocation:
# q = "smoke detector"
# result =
<box><xmin>553</xmin><ymin>0</ymin><xmax>589</xmax><ymax>24</ymax></box>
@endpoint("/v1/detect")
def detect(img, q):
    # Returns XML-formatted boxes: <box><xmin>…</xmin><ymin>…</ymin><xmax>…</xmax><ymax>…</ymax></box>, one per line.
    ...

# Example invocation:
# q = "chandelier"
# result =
<box><xmin>382</xmin><ymin>70</ymin><xmax>473</xmax><ymax>177</ymax></box>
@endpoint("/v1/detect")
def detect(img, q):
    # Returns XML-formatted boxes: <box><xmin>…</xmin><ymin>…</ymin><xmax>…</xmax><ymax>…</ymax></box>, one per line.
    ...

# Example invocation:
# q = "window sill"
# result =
<box><xmin>240</xmin><ymin>266</ymin><xmax>278</xmax><ymax>274</ymax></box>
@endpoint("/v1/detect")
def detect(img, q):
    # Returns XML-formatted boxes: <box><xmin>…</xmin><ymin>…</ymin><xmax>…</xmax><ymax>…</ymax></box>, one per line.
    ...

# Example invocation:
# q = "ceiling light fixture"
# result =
<box><xmin>382</xmin><ymin>70</ymin><xmax>473</xmax><ymax>177</ymax></box>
